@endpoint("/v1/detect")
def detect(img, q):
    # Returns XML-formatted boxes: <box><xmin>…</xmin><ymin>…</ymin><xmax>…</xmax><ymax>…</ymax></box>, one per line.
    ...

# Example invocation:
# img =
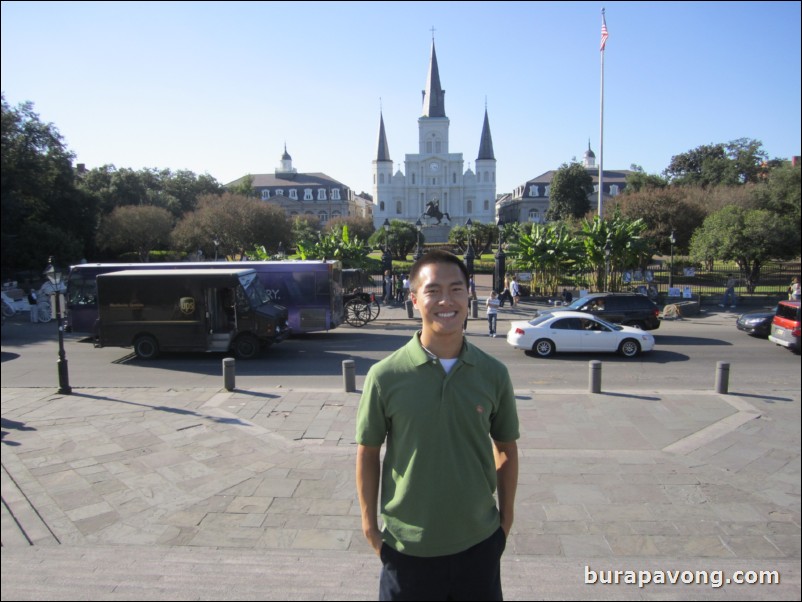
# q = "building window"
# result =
<box><xmin>396</xmin><ymin>201</ymin><xmax>402</xmax><ymax>214</ymax></box>
<box><xmin>289</xmin><ymin>189</ymin><xmax>298</xmax><ymax>200</ymax></box>
<box><xmin>261</xmin><ymin>189</ymin><xmax>270</xmax><ymax>200</ymax></box>
<box><xmin>304</xmin><ymin>189</ymin><xmax>313</xmax><ymax>200</ymax></box>
<box><xmin>528</xmin><ymin>209</ymin><xmax>541</xmax><ymax>223</ymax></box>
<box><xmin>484</xmin><ymin>199</ymin><xmax>489</xmax><ymax>211</ymax></box>
<box><xmin>544</xmin><ymin>185</ymin><xmax>550</xmax><ymax>197</ymax></box>
<box><xmin>318</xmin><ymin>189</ymin><xmax>327</xmax><ymax>200</ymax></box>
<box><xmin>319</xmin><ymin>211</ymin><xmax>328</xmax><ymax>223</ymax></box>
<box><xmin>452</xmin><ymin>172</ymin><xmax>456</xmax><ymax>184</ymax></box>
<box><xmin>610</xmin><ymin>184</ymin><xmax>619</xmax><ymax>196</ymax></box>
<box><xmin>467</xmin><ymin>200</ymin><xmax>473</xmax><ymax>213</ymax></box>
<box><xmin>380</xmin><ymin>201</ymin><xmax>385</xmax><ymax>211</ymax></box>
<box><xmin>379</xmin><ymin>173</ymin><xmax>385</xmax><ymax>184</ymax></box>
<box><xmin>276</xmin><ymin>189</ymin><xmax>284</xmax><ymax>196</ymax></box>
<box><xmin>331</xmin><ymin>211</ymin><xmax>341</xmax><ymax>219</ymax></box>
<box><xmin>331</xmin><ymin>189</ymin><xmax>341</xmax><ymax>200</ymax></box>
<box><xmin>412</xmin><ymin>173</ymin><xmax>416</xmax><ymax>184</ymax></box>
<box><xmin>528</xmin><ymin>184</ymin><xmax>538</xmax><ymax>197</ymax></box>
<box><xmin>435</xmin><ymin>141</ymin><xmax>441</xmax><ymax>153</ymax></box>
<box><xmin>426</xmin><ymin>141</ymin><xmax>432</xmax><ymax>153</ymax></box>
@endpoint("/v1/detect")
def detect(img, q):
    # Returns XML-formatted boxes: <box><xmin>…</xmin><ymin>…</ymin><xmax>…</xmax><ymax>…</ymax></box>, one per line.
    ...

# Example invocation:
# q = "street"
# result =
<box><xmin>2</xmin><ymin>306</ymin><xmax>799</xmax><ymax>395</ymax></box>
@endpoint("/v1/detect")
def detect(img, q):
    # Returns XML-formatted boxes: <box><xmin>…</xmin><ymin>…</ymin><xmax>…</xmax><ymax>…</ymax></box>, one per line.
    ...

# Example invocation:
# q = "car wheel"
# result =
<box><xmin>533</xmin><ymin>338</ymin><xmax>555</xmax><ymax>357</ymax></box>
<box><xmin>233</xmin><ymin>334</ymin><xmax>260</xmax><ymax>360</ymax></box>
<box><xmin>134</xmin><ymin>335</ymin><xmax>159</xmax><ymax>360</ymax></box>
<box><xmin>618</xmin><ymin>338</ymin><xmax>641</xmax><ymax>358</ymax></box>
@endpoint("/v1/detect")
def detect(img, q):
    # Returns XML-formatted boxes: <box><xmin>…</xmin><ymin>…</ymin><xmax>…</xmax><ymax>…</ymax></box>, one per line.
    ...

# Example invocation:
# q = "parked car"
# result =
<box><xmin>736</xmin><ymin>306</ymin><xmax>777</xmax><ymax>338</ymax></box>
<box><xmin>536</xmin><ymin>292</ymin><xmax>661</xmax><ymax>330</ymax></box>
<box><xmin>768</xmin><ymin>300</ymin><xmax>800</xmax><ymax>353</ymax></box>
<box><xmin>506</xmin><ymin>310</ymin><xmax>655</xmax><ymax>358</ymax></box>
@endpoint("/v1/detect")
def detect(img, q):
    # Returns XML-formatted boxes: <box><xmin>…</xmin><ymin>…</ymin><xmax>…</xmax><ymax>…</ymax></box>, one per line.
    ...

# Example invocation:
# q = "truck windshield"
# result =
<box><xmin>239</xmin><ymin>273</ymin><xmax>272</xmax><ymax>307</ymax></box>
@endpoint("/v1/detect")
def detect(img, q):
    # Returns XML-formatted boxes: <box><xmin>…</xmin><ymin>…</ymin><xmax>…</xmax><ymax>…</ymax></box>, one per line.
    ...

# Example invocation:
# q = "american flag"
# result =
<box><xmin>600</xmin><ymin>11</ymin><xmax>609</xmax><ymax>52</ymax></box>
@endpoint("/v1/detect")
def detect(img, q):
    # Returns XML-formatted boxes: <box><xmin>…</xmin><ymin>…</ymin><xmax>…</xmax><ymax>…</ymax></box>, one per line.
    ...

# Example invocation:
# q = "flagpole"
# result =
<box><xmin>598</xmin><ymin>8</ymin><xmax>607</xmax><ymax>219</ymax></box>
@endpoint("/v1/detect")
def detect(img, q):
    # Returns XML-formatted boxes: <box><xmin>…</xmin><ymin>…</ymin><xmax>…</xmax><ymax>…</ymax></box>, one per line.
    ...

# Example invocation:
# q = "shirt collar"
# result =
<box><xmin>406</xmin><ymin>331</ymin><xmax>477</xmax><ymax>367</ymax></box>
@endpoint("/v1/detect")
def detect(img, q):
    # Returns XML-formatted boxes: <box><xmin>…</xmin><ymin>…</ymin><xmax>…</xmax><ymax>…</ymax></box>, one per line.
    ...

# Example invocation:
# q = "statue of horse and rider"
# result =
<box><xmin>422</xmin><ymin>201</ymin><xmax>451</xmax><ymax>225</ymax></box>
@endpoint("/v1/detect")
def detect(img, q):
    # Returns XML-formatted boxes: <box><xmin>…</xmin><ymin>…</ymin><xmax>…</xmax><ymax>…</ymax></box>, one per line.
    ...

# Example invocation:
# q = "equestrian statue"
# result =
<box><xmin>422</xmin><ymin>201</ymin><xmax>451</xmax><ymax>225</ymax></box>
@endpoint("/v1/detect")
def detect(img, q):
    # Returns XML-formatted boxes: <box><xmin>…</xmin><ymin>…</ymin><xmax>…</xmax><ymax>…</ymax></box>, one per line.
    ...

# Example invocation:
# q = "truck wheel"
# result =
<box><xmin>233</xmin><ymin>334</ymin><xmax>260</xmax><ymax>360</ymax></box>
<box><xmin>134</xmin><ymin>335</ymin><xmax>160</xmax><ymax>360</ymax></box>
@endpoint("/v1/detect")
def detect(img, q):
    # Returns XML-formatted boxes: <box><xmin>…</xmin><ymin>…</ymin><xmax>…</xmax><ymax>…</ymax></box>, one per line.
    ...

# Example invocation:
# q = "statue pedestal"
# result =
<box><xmin>420</xmin><ymin>224</ymin><xmax>451</xmax><ymax>244</ymax></box>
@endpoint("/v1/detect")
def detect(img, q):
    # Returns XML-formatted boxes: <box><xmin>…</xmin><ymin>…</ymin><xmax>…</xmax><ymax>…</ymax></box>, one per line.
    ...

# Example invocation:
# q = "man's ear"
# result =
<box><xmin>410</xmin><ymin>292</ymin><xmax>419</xmax><ymax>309</ymax></box>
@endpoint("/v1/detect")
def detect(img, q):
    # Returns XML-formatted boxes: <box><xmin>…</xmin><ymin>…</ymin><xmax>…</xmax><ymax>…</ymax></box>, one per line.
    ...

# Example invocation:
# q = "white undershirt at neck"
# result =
<box><xmin>439</xmin><ymin>357</ymin><xmax>458</xmax><ymax>373</ymax></box>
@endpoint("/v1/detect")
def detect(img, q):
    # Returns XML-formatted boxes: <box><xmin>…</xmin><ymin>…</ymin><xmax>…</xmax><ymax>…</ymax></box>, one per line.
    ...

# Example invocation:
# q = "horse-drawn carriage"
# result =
<box><xmin>342</xmin><ymin>269</ymin><xmax>381</xmax><ymax>327</ymax></box>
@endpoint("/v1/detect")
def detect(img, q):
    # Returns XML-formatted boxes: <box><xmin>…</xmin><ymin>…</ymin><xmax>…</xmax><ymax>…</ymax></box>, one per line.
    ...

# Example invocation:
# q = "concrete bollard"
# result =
<box><xmin>589</xmin><ymin>360</ymin><xmax>602</xmax><ymax>393</ymax></box>
<box><xmin>471</xmin><ymin>299</ymin><xmax>479</xmax><ymax>318</ymax></box>
<box><xmin>405</xmin><ymin>299</ymin><xmax>414</xmax><ymax>318</ymax></box>
<box><xmin>343</xmin><ymin>359</ymin><xmax>356</xmax><ymax>392</ymax></box>
<box><xmin>715</xmin><ymin>361</ymin><xmax>730</xmax><ymax>394</ymax></box>
<box><xmin>223</xmin><ymin>357</ymin><xmax>236</xmax><ymax>391</ymax></box>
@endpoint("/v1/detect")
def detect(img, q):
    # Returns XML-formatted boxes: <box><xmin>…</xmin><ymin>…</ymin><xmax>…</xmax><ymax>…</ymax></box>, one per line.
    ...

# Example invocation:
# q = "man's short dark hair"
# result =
<box><xmin>409</xmin><ymin>250</ymin><xmax>469</xmax><ymax>292</ymax></box>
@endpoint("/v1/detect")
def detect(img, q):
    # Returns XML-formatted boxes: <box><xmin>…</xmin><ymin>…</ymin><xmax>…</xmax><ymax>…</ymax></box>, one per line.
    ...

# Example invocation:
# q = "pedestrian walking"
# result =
<box><xmin>486</xmin><ymin>290</ymin><xmax>500</xmax><ymax>337</ymax></box>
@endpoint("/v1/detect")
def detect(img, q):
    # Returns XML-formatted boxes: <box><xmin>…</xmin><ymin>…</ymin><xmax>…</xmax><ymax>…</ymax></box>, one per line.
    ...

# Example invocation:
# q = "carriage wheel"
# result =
<box><xmin>345</xmin><ymin>299</ymin><xmax>371</xmax><ymax>327</ymax></box>
<box><xmin>367</xmin><ymin>295</ymin><xmax>380</xmax><ymax>321</ymax></box>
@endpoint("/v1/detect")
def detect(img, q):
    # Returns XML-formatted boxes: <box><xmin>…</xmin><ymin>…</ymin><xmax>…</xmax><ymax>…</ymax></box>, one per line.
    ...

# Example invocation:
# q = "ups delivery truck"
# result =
<box><xmin>94</xmin><ymin>268</ymin><xmax>289</xmax><ymax>359</ymax></box>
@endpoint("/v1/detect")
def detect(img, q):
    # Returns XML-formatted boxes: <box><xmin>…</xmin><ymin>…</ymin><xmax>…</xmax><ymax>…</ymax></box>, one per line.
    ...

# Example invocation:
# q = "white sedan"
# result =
<box><xmin>506</xmin><ymin>310</ymin><xmax>655</xmax><ymax>358</ymax></box>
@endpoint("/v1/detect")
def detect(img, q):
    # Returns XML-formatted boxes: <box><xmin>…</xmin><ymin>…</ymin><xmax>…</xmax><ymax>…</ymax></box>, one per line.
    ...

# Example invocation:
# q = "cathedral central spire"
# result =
<box><xmin>421</xmin><ymin>40</ymin><xmax>446</xmax><ymax>118</ymax></box>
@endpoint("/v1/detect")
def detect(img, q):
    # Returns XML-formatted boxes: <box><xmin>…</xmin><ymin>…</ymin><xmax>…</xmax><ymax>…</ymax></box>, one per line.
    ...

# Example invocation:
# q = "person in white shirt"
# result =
<box><xmin>486</xmin><ymin>290</ymin><xmax>500</xmax><ymax>337</ymax></box>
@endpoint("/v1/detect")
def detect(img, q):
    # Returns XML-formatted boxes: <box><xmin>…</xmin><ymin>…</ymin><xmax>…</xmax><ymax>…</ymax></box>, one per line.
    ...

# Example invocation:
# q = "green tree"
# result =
<box><xmin>546</xmin><ymin>162</ymin><xmax>593</xmax><ymax>221</ymax></box>
<box><xmin>325</xmin><ymin>215</ymin><xmax>375</xmax><ymax>243</ymax></box>
<box><xmin>623</xmin><ymin>171</ymin><xmax>668</xmax><ymax>193</ymax></box>
<box><xmin>96</xmin><ymin>205</ymin><xmax>174</xmax><ymax>262</ymax></box>
<box><xmin>171</xmin><ymin>193</ymin><xmax>291</xmax><ymax>259</ymax></box>
<box><xmin>752</xmin><ymin>163</ymin><xmax>801</xmax><ymax>230</ymax></box>
<box><xmin>1</xmin><ymin>95</ymin><xmax>94</xmax><ymax>272</ymax></box>
<box><xmin>610</xmin><ymin>188</ymin><xmax>706</xmax><ymax>255</ymax></box>
<box><xmin>508</xmin><ymin>222</ymin><xmax>584</xmax><ymax>295</ymax></box>
<box><xmin>297</xmin><ymin>225</ymin><xmax>372</xmax><ymax>269</ymax></box>
<box><xmin>368</xmin><ymin>220</ymin><xmax>418</xmax><ymax>259</ymax></box>
<box><xmin>690</xmin><ymin>206</ymin><xmax>800</xmax><ymax>292</ymax></box>
<box><xmin>581</xmin><ymin>213</ymin><xmax>652</xmax><ymax>292</ymax></box>
<box><xmin>664</xmin><ymin>138</ymin><xmax>769</xmax><ymax>186</ymax></box>
<box><xmin>226</xmin><ymin>174</ymin><xmax>259</xmax><ymax>198</ymax></box>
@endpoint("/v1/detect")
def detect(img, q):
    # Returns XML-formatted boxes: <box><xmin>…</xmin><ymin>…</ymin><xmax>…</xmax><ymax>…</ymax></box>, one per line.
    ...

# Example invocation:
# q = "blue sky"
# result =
<box><xmin>2</xmin><ymin>1</ymin><xmax>800</xmax><ymax>196</ymax></box>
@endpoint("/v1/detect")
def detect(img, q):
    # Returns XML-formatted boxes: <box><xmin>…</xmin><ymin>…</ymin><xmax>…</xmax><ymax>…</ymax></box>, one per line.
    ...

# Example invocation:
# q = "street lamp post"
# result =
<box><xmin>669</xmin><ymin>230</ymin><xmax>676</xmax><ymax>290</ymax></box>
<box><xmin>414</xmin><ymin>219</ymin><xmax>423</xmax><ymax>261</ymax></box>
<box><xmin>464</xmin><ymin>218</ymin><xmax>475</xmax><ymax>275</ymax></box>
<box><xmin>381</xmin><ymin>218</ymin><xmax>393</xmax><ymax>274</ymax></box>
<box><xmin>494</xmin><ymin>219</ymin><xmax>506</xmax><ymax>294</ymax></box>
<box><xmin>44</xmin><ymin>258</ymin><xmax>72</xmax><ymax>395</ymax></box>
<box><xmin>213</xmin><ymin>237</ymin><xmax>220</xmax><ymax>261</ymax></box>
<box><xmin>603</xmin><ymin>240</ymin><xmax>612</xmax><ymax>292</ymax></box>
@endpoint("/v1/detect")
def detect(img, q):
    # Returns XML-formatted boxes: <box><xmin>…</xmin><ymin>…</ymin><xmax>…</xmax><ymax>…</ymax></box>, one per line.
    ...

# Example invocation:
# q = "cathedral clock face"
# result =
<box><xmin>430</xmin><ymin>162</ymin><xmax>439</xmax><ymax>171</ymax></box>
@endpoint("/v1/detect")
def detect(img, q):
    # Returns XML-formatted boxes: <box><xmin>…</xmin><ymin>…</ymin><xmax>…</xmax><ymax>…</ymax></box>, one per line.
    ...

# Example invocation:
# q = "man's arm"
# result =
<box><xmin>356</xmin><ymin>444</ymin><xmax>383</xmax><ymax>555</ymax></box>
<box><xmin>493</xmin><ymin>440</ymin><xmax>519</xmax><ymax>537</ymax></box>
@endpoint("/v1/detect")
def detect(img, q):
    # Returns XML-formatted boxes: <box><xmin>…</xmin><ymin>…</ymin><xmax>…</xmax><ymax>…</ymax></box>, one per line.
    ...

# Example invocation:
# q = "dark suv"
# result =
<box><xmin>555</xmin><ymin>293</ymin><xmax>661</xmax><ymax>330</ymax></box>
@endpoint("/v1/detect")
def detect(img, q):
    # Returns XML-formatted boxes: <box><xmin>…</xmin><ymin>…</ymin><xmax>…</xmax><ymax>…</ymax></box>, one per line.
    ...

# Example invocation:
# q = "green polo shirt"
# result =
<box><xmin>356</xmin><ymin>332</ymin><xmax>519</xmax><ymax>558</ymax></box>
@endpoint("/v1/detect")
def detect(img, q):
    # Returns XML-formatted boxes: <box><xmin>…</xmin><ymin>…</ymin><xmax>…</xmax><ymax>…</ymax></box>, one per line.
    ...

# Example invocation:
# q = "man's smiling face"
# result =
<box><xmin>410</xmin><ymin>262</ymin><xmax>469</xmax><ymax>338</ymax></box>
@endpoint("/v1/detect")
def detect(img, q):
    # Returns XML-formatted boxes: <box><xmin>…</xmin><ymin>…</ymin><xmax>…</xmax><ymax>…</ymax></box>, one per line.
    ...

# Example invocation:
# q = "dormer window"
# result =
<box><xmin>318</xmin><ymin>189</ymin><xmax>327</xmax><ymax>200</ymax></box>
<box><xmin>304</xmin><ymin>189</ymin><xmax>313</xmax><ymax>200</ymax></box>
<box><xmin>261</xmin><ymin>189</ymin><xmax>270</xmax><ymax>200</ymax></box>
<box><xmin>331</xmin><ymin>189</ymin><xmax>341</xmax><ymax>200</ymax></box>
<box><xmin>289</xmin><ymin>189</ymin><xmax>298</xmax><ymax>200</ymax></box>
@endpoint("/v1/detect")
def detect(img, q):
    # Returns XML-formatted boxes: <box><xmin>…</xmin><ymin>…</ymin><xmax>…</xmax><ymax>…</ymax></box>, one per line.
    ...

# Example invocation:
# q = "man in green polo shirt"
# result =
<box><xmin>356</xmin><ymin>250</ymin><xmax>519</xmax><ymax>601</ymax></box>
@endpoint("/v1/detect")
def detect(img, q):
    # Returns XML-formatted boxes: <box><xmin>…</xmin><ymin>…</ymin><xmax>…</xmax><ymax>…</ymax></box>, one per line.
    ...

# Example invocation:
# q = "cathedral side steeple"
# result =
<box><xmin>476</xmin><ymin>108</ymin><xmax>495</xmax><ymax>161</ymax></box>
<box><xmin>376</xmin><ymin>112</ymin><xmax>392</xmax><ymax>162</ymax></box>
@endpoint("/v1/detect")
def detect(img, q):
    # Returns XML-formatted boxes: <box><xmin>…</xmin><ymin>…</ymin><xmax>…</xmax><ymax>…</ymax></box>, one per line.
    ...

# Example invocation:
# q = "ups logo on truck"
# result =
<box><xmin>179</xmin><ymin>297</ymin><xmax>196</xmax><ymax>316</ymax></box>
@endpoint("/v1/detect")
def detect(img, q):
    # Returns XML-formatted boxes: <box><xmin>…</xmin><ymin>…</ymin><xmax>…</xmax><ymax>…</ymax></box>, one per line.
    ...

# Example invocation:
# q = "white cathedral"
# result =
<box><xmin>372</xmin><ymin>40</ymin><xmax>497</xmax><ymax>238</ymax></box>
